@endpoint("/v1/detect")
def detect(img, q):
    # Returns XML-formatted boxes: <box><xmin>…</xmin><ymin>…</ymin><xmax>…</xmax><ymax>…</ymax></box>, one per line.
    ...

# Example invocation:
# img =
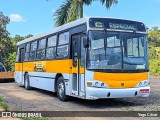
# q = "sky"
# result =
<box><xmin>0</xmin><ymin>0</ymin><xmax>160</xmax><ymax>37</ymax></box>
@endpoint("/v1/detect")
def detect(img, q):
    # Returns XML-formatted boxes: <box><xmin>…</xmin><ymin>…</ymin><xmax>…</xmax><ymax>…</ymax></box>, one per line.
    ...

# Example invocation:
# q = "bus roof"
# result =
<box><xmin>17</xmin><ymin>17</ymin><xmax>88</xmax><ymax>46</ymax></box>
<box><xmin>17</xmin><ymin>17</ymin><xmax>145</xmax><ymax>46</ymax></box>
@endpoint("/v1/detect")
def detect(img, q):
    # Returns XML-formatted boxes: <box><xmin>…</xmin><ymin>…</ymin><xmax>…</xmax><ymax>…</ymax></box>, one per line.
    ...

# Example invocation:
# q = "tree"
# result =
<box><xmin>54</xmin><ymin>0</ymin><xmax>118</xmax><ymax>26</ymax></box>
<box><xmin>0</xmin><ymin>12</ymin><xmax>10</xmax><ymax>57</ymax></box>
<box><xmin>0</xmin><ymin>12</ymin><xmax>12</xmax><ymax>71</ymax></box>
<box><xmin>0</xmin><ymin>12</ymin><xmax>10</xmax><ymax>38</ymax></box>
<box><xmin>148</xmin><ymin>27</ymin><xmax>160</xmax><ymax>47</ymax></box>
<box><xmin>148</xmin><ymin>27</ymin><xmax>160</xmax><ymax>76</ymax></box>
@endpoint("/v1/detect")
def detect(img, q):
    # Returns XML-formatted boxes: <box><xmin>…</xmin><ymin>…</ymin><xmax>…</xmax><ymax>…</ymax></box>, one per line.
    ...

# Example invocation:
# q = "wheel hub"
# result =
<box><xmin>58</xmin><ymin>82</ymin><xmax>64</xmax><ymax>97</ymax></box>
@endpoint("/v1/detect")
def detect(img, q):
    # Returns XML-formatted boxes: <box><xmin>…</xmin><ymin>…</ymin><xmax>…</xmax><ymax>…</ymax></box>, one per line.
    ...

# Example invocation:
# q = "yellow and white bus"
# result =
<box><xmin>15</xmin><ymin>17</ymin><xmax>150</xmax><ymax>101</ymax></box>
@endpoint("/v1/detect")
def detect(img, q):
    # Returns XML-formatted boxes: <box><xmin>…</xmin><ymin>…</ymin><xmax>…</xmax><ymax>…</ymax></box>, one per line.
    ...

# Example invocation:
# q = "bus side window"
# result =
<box><xmin>16</xmin><ymin>47</ymin><xmax>20</xmax><ymax>62</ymax></box>
<box><xmin>46</xmin><ymin>35</ymin><xmax>57</xmax><ymax>59</ymax></box>
<box><xmin>37</xmin><ymin>38</ymin><xmax>46</xmax><ymax>59</ymax></box>
<box><xmin>30</xmin><ymin>41</ymin><xmax>37</xmax><ymax>60</ymax></box>
<box><xmin>20</xmin><ymin>48</ymin><xmax>25</xmax><ymax>62</ymax></box>
<box><xmin>24</xmin><ymin>43</ymin><xmax>30</xmax><ymax>61</ymax></box>
<box><xmin>57</xmin><ymin>32</ymin><xmax>69</xmax><ymax>58</ymax></box>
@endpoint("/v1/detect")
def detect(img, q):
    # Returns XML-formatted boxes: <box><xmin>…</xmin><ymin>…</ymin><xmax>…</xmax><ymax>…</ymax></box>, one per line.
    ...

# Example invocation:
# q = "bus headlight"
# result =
<box><xmin>144</xmin><ymin>81</ymin><xmax>149</xmax><ymax>86</ymax></box>
<box><xmin>139</xmin><ymin>82</ymin><xmax>142</xmax><ymax>87</ymax></box>
<box><xmin>87</xmin><ymin>81</ymin><xmax>109</xmax><ymax>88</ymax></box>
<box><xmin>101</xmin><ymin>83</ymin><xmax>105</xmax><ymax>87</ymax></box>
<box><xmin>136</xmin><ymin>80</ymin><xmax>150</xmax><ymax>88</ymax></box>
<box><xmin>95</xmin><ymin>82</ymin><xmax>98</xmax><ymax>86</ymax></box>
<box><xmin>144</xmin><ymin>81</ymin><xmax>148</xmax><ymax>86</ymax></box>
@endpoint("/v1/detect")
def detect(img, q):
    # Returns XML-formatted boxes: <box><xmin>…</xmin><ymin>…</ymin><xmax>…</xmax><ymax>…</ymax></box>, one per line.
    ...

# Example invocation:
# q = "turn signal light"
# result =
<box><xmin>87</xmin><ymin>82</ymin><xmax>92</xmax><ymax>86</ymax></box>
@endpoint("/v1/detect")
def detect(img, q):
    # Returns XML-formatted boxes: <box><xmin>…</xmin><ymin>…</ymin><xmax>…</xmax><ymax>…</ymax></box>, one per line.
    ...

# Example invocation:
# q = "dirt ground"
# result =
<box><xmin>0</xmin><ymin>78</ymin><xmax>159</xmax><ymax>120</ymax></box>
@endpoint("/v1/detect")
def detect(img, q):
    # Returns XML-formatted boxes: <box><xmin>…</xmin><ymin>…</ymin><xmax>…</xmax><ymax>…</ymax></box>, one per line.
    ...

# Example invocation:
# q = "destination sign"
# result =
<box><xmin>109</xmin><ymin>23</ymin><xmax>137</xmax><ymax>31</ymax></box>
<box><xmin>89</xmin><ymin>18</ymin><xmax>146</xmax><ymax>32</ymax></box>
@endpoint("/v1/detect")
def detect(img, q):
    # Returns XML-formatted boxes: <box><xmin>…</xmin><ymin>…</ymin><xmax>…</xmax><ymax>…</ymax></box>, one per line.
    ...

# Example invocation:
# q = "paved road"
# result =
<box><xmin>0</xmin><ymin>79</ymin><xmax>159</xmax><ymax>119</ymax></box>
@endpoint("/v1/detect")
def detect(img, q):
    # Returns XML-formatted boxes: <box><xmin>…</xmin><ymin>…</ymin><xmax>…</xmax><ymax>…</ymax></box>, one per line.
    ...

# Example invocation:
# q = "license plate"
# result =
<box><xmin>140</xmin><ymin>89</ymin><xmax>149</xmax><ymax>94</ymax></box>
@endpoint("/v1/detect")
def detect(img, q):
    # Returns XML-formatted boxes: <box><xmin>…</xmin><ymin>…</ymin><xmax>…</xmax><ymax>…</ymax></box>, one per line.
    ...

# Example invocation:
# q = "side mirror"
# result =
<box><xmin>83</xmin><ymin>36</ymin><xmax>89</xmax><ymax>48</ymax></box>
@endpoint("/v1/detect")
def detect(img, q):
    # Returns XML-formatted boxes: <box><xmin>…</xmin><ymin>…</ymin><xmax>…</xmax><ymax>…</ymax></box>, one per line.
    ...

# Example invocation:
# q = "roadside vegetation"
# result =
<box><xmin>0</xmin><ymin>96</ymin><xmax>9</xmax><ymax>111</ymax></box>
<box><xmin>0</xmin><ymin>96</ymin><xmax>49</xmax><ymax>119</ymax></box>
<box><xmin>148</xmin><ymin>27</ymin><xmax>160</xmax><ymax>76</ymax></box>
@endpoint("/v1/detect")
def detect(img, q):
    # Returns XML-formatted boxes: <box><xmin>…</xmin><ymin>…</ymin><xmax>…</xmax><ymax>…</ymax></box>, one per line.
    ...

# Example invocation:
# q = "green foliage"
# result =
<box><xmin>149</xmin><ymin>46</ymin><xmax>159</xmax><ymax>59</ymax></box>
<box><xmin>54</xmin><ymin>0</ymin><xmax>118</xmax><ymax>27</ymax></box>
<box><xmin>149</xmin><ymin>59</ymin><xmax>160</xmax><ymax>76</ymax></box>
<box><xmin>0</xmin><ymin>34</ymin><xmax>32</xmax><ymax>71</ymax></box>
<box><xmin>0</xmin><ymin>11</ymin><xmax>33</xmax><ymax>71</ymax></box>
<box><xmin>0</xmin><ymin>96</ymin><xmax>9</xmax><ymax>111</ymax></box>
<box><xmin>0</xmin><ymin>12</ymin><xmax>10</xmax><ymax>38</ymax></box>
<box><xmin>148</xmin><ymin>27</ymin><xmax>160</xmax><ymax>47</ymax></box>
<box><xmin>148</xmin><ymin>27</ymin><xmax>160</xmax><ymax>76</ymax></box>
<box><xmin>8</xmin><ymin>52</ymin><xmax>16</xmax><ymax>71</ymax></box>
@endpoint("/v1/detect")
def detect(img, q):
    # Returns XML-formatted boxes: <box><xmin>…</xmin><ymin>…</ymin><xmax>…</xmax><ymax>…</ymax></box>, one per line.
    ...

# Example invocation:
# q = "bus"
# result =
<box><xmin>15</xmin><ymin>17</ymin><xmax>150</xmax><ymax>101</ymax></box>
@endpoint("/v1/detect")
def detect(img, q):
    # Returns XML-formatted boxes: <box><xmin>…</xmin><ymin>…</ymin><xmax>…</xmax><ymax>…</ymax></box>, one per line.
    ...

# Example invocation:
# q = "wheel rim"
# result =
<box><xmin>58</xmin><ymin>82</ymin><xmax>64</xmax><ymax>98</ymax></box>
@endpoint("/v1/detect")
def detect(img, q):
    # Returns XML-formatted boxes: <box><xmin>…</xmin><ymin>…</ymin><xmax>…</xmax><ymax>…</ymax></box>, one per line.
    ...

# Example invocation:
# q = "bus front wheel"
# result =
<box><xmin>24</xmin><ymin>73</ymin><xmax>31</xmax><ymax>90</ymax></box>
<box><xmin>57</xmin><ymin>77</ymin><xmax>68</xmax><ymax>102</ymax></box>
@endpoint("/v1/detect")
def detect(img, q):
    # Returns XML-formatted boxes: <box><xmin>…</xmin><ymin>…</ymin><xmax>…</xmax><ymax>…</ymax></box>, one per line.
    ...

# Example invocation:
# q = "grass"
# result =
<box><xmin>121</xmin><ymin>106</ymin><xmax>134</xmax><ymax>111</ymax></box>
<box><xmin>156</xmin><ymin>108</ymin><xmax>160</xmax><ymax>112</ymax></box>
<box><xmin>0</xmin><ymin>96</ymin><xmax>9</xmax><ymax>111</ymax></box>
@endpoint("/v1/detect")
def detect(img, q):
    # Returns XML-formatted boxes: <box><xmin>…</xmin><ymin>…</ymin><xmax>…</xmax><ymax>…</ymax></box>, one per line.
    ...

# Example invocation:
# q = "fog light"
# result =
<box><xmin>95</xmin><ymin>82</ymin><xmax>98</xmax><ymax>86</ymax></box>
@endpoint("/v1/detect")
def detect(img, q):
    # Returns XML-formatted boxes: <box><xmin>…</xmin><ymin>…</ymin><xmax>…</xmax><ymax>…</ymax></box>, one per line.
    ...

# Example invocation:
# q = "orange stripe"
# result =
<box><xmin>15</xmin><ymin>59</ymin><xmax>84</xmax><ymax>74</ymax></box>
<box><xmin>94</xmin><ymin>72</ymin><xmax>148</xmax><ymax>88</ymax></box>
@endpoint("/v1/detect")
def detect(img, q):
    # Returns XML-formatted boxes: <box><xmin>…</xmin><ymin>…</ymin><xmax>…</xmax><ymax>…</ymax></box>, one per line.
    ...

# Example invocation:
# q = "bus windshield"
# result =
<box><xmin>87</xmin><ymin>30</ymin><xmax>148</xmax><ymax>71</ymax></box>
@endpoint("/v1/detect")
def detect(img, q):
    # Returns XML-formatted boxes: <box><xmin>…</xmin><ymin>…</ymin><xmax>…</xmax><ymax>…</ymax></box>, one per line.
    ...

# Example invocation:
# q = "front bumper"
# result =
<box><xmin>86</xmin><ymin>86</ymin><xmax>150</xmax><ymax>100</ymax></box>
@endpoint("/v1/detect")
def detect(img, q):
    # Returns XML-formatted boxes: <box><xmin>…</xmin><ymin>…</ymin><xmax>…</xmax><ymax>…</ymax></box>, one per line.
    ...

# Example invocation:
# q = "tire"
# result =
<box><xmin>24</xmin><ymin>73</ymin><xmax>31</xmax><ymax>90</ymax></box>
<box><xmin>57</xmin><ymin>77</ymin><xmax>68</xmax><ymax>101</ymax></box>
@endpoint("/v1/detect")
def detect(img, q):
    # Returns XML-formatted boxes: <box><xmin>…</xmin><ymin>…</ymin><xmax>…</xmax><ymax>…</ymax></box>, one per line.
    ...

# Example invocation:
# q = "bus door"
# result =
<box><xmin>71</xmin><ymin>34</ymin><xmax>85</xmax><ymax>97</ymax></box>
<box><xmin>19</xmin><ymin>48</ymin><xmax>25</xmax><ymax>84</ymax></box>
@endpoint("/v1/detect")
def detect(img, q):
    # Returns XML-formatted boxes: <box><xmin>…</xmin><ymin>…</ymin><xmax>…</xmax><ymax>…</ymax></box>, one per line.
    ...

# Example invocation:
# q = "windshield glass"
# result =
<box><xmin>87</xmin><ymin>31</ymin><xmax>148</xmax><ymax>71</ymax></box>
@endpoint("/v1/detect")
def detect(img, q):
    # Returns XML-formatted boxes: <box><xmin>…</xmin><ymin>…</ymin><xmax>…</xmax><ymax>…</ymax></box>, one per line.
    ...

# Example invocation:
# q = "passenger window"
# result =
<box><xmin>48</xmin><ymin>36</ymin><xmax>57</xmax><ymax>47</ymax></box>
<box><xmin>16</xmin><ymin>47</ymin><xmax>20</xmax><ymax>62</ymax></box>
<box><xmin>24</xmin><ymin>43</ymin><xmax>30</xmax><ymax>61</ymax></box>
<box><xmin>46</xmin><ymin>35</ymin><xmax>57</xmax><ymax>59</ymax></box>
<box><xmin>30</xmin><ymin>41</ymin><xmax>37</xmax><ymax>60</ymax></box>
<box><xmin>46</xmin><ymin>47</ymin><xmax>56</xmax><ymax>58</ymax></box>
<box><xmin>56</xmin><ymin>32</ymin><xmax>69</xmax><ymax>58</ymax></box>
<box><xmin>57</xmin><ymin>45</ymin><xmax>68</xmax><ymax>58</ymax></box>
<box><xmin>38</xmin><ymin>39</ymin><xmax>46</xmax><ymax>50</ymax></box>
<box><xmin>58</xmin><ymin>32</ymin><xmax>69</xmax><ymax>45</ymax></box>
<box><xmin>31</xmin><ymin>41</ymin><xmax>37</xmax><ymax>51</ymax></box>
<box><xmin>37</xmin><ymin>39</ymin><xmax>46</xmax><ymax>59</ymax></box>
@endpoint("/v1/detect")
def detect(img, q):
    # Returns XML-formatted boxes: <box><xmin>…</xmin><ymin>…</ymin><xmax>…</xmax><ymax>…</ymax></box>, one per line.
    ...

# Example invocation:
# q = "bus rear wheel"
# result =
<box><xmin>57</xmin><ymin>77</ymin><xmax>68</xmax><ymax>102</ymax></box>
<box><xmin>24</xmin><ymin>73</ymin><xmax>31</xmax><ymax>90</ymax></box>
